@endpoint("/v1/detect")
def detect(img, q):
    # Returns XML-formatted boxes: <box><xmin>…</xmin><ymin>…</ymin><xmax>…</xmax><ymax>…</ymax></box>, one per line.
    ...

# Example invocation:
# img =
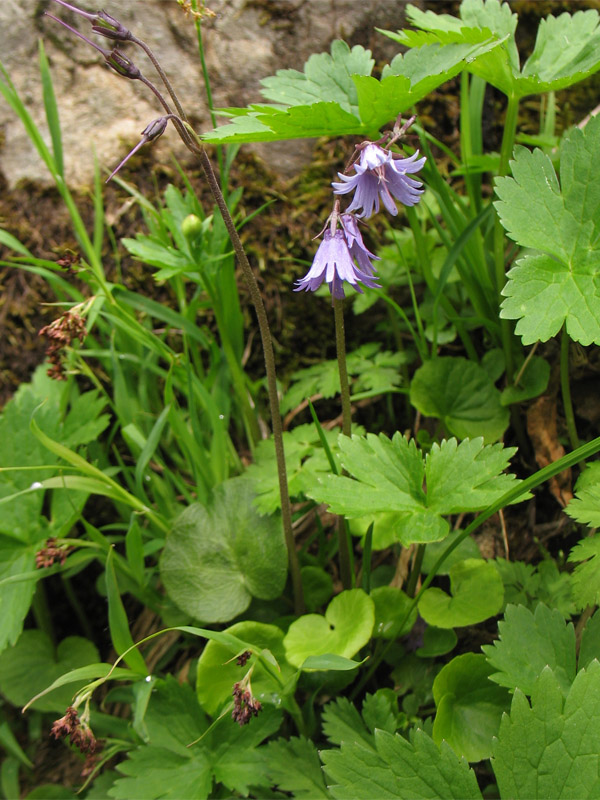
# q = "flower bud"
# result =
<box><xmin>181</xmin><ymin>214</ymin><xmax>204</xmax><ymax>240</ymax></box>
<box><xmin>142</xmin><ymin>117</ymin><xmax>169</xmax><ymax>142</ymax></box>
<box><xmin>91</xmin><ymin>11</ymin><xmax>132</xmax><ymax>41</ymax></box>
<box><xmin>106</xmin><ymin>49</ymin><xmax>140</xmax><ymax>79</ymax></box>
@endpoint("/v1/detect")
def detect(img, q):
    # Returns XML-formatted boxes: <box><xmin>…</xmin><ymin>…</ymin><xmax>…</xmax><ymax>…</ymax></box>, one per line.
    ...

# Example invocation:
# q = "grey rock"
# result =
<box><xmin>0</xmin><ymin>0</ymin><xmax>407</xmax><ymax>187</ymax></box>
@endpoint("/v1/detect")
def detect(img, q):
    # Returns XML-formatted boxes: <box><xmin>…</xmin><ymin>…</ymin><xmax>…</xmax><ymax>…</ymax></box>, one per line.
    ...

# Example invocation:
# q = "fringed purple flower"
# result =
<box><xmin>332</xmin><ymin>143</ymin><xmax>426</xmax><ymax>219</ymax></box>
<box><xmin>295</xmin><ymin>213</ymin><xmax>380</xmax><ymax>300</ymax></box>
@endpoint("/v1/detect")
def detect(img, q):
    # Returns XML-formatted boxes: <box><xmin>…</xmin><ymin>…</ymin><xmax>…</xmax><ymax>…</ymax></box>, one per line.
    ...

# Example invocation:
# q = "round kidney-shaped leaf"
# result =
<box><xmin>160</xmin><ymin>478</ymin><xmax>288</xmax><ymax>623</ymax></box>
<box><xmin>371</xmin><ymin>586</ymin><xmax>417</xmax><ymax>639</ymax></box>
<box><xmin>418</xmin><ymin>559</ymin><xmax>504</xmax><ymax>628</ymax></box>
<box><xmin>284</xmin><ymin>589</ymin><xmax>374</xmax><ymax>669</ymax></box>
<box><xmin>0</xmin><ymin>629</ymin><xmax>100</xmax><ymax>713</ymax></box>
<box><xmin>410</xmin><ymin>356</ymin><xmax>509</xmax><ymax>443</ymax></box>
<box><xmin>433</xmin><ymin>653</ymin><xmax>510</xmax><ymax>762</ymax></box>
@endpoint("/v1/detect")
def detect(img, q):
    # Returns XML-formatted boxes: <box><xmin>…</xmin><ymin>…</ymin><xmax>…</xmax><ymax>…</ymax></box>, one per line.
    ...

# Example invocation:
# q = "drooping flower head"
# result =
<box><xmin>332</xmin><ymin>143</ymin><xmax>426</xmax><ymax>219</ymax></box>
<box><xmin>295</xmin><ymin>210</ymin><xmax>380</xmax><ymax>300</ymax></box>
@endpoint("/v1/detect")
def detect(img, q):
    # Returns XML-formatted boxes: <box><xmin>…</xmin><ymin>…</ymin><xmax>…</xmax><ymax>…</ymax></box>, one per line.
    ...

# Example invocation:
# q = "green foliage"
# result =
<box><xmin>410</xmin><ymin>356</ymin><xmax>509</xmax><ymax>442</ymax></box>
<box><xmin>567</xmin><ymin>535</ymin><xmax>600</xmax><ymax>610</ymax></box>
<box><xmin>482</xmin><ymin>604</ymin><xmax>576</xmax><ymax>696</ymax></box>
<box><xmin>196</xmin><ymin>621</ymin><xmax>296</xmax><ymax>716</ymax></box>
<box><xmin>396</xmin><ymin>0</ymin><xmax>600</xmax><ymax>98</ymax></box>
<box><xmin>245</xmin><ymin>424</ymin><xmax>345</xmax><ymax>514</ymax></box>
<box><xmin>281</xmin><ymin>343</ymin><xmax>406</xmax><ymax>414</ymax></box>
<box><xmin>283</xmin><ymin>589</ymin><xmax>374</xmax><ymax>668</ymax></box>
<box><xmin>494</xmin><ymin>558</ymin><xmax>575</xmax><ymax>618</ymax></box>
<box><xmin>203</xmin><ymin>35</ymin><xmax>505</xmax><ymax>143</ymax></box>
<box><xmin>109</xmin><ymin>678</ymin><xmax>282</xmax><ymax>799</ymax></box>
<box><xmin>492</xmin><ymin>662</ymin><xmax>600</xmax><ymax>799</ymax></box>
<box><xmin>497</xmin><ymin>115</ymin><xmax>600</xmax><ymax>345</ymax></box>
<box><xmin>160</xmin><ymin>478</ymin><xmax>288</xmax><ymax>623</ymax></box>
<box><xmin>418</xmin><ymin>559</ymin><xmax>504</xmax><ymax>627</ymax></box>
<box><xmin>432</xmin><ymin>653</ymin><xmax>510</xmax><ymax>762</ymax></box>
<box><xmin>0</xmin><ymin>630</ymin><xmax>99</xmax><ymax>713</ymax></box>
<box><xmin>262</xmin><ymin>737</ymin><xmax>330</xmax><ymax>798</ymax></box>
<box><xmin>307</xmin><ymin>434</ymin><xmax>521</xmax><ymax>546</ymax></box>
<box><xmin>5</xmin><ymin>2</ymin><xmax>600</xmax><ymax>797</ymax></box>
<box><xmin>0</xmin><ymin>368</ymin><xmax>109</xmax><ymax>653</ymax></box>
<box><xmin>371</xmin><ymin>586</ymin><xmax>418</xmax><ymax>639</ymax></box>
<box><xmin>321</xmin><ymin>727</ymin><xmax>483</xmax><ymax>799</ymax></box>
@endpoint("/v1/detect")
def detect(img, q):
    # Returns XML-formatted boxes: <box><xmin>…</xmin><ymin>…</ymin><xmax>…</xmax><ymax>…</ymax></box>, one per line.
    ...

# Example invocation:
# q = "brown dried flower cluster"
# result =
<box><xmin>35</xmin><ymin>537</ymin><xmax>72</xmax><ymax>569</ymax></box>
<box><xmin>236</xmin><ymin>650</ymin><xmax>252</xmax><ymax>667</ymax></box>
<box><xmin>232</xmin><ymin>681</ymin><xmax>262</xmax><ymax>726</ymax></box>
<box><xmin>51</xmin><ymin>706</ymin><xmax>99</xmax><ymax>755</ymax></box>
<box><xmin>38</xmin><ymin>311</ymin><xmax>87</xmax><ymax>380</ymax></box>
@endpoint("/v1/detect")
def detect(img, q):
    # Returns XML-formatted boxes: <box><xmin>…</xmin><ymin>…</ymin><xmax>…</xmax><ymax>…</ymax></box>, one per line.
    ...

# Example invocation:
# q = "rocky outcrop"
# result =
<box><xmin>0</xmin><ymin>0</ymin><xmax>408</xmax><ymax>187</ymax></box>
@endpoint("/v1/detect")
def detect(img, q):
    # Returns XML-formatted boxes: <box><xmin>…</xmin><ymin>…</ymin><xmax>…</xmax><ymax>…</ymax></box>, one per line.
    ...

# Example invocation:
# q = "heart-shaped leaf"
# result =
<box><xmin>419</xmin><ymin>559</ymin><xmax>504</xmax><ymax>628</ymax></box>
<box><xmin>0</xmin><ymin>629</ymin><xmax>99</xmax><ymax>712</ymax></box>
<box><xmin>284</xmin><ymin>590</ymin><xmax>374</xmax><ymax>669</ymax></box>
<box><xmin>160</xmin><ymin>478</ymin><xmax>287</xmax><ymax>623</ymax></box>
<box><xmin>433</xmin><ymin>653</ymin><xmax>510</xmax><ymax>762</ymax></box>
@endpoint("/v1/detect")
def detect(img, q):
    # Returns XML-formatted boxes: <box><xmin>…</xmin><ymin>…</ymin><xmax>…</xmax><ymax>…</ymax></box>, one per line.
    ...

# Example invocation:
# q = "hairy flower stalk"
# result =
<box><xmin>297</xmin><ymin>124</ymin><xmax>426</xmax><ymax>589</ymax></box>
<box><xmin>46</xmin><ymin>1</ymin><xmax>305</xmax><ymax>614</ymax></box>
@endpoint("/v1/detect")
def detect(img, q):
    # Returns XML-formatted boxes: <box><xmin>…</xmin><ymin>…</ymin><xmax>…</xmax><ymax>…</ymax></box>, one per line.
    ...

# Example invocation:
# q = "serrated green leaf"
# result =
<box><xmin>0</xmin><ymin>630</ymin><xmax>99</xmax><ymax>713</ymax></box>
<box><xmin>263</xmin><ymin>737</ymin><xmax>330</xmax><ymax>798</ymax></box>
<box><xmin>567</xmin><ymin>534</ymin><xmax>600</xmax><ymax>610</ymax></box>
<box><xmin>419</xmin><ymin>559</ymin><xmax>504</xmax><ymax>628</ymax></box>
<box><xmin>579</xmin><ymin>610</ymin><xmax>600</xmax><ymax>671</ymax></box>
<box><xmin>110</xmin><ymin>678</ymin><xmax>282</xmax><ymax>800</ymax></box>
<box><xmin>283</xmin><ymin>589</ymin><xmax>374</xmax><ymax>669</ymax></box>
<box><xmin>204</xmin><ymin>32</ymin><xmax>505</xmax><ymax>143</ymax></box>
<box><xmin>492</xmin><ymin>662</ymin><xmax>600</xmax><ymax>799</ymax></box>
<box><xmin>494</xmin><ymin>558</ymin><xmax>574</xmax><ymax>618</ymax></box>
<box><xmin>361</xmin><ymin>690</ymin><xmax>399</xmax><ymax>736</ymax></box>
<box><xmin>497</xmin><ymin>116</ymin><xmax>600</xmax><ymax>344</ymax></box>
<box><xmin>160</xmin><ymin>477</ymin><xmax>288</xmax><ymax>622</ymax></box>
<box><xmin>482</xmin><ymin>603</ymin><xmax>576</xmax><ymax>696</ymax></box>
<box><xmin>565</xmin><ymin>483</ymin><xmax>600</xmax><ymax>528</ymax></box>
<box><xmin>245</xmin><ymin>424</ymin><xmax>342</xmax><ymax>513</ymax></box>
<box><xmin>433</xmin><ymin>653</ymin><xmax>510</xmax><ymax>762</ymax></box>
<box><xmin>322</xmin><ymin>696</ymin><xmax>373</xmax><ymax>748</ymax></box>
<box><xmin>307</xmin><ymin>433</ymin><xmax>520</xmax><ymax>547</ymax></box>
<box><xmin>410</xmin><ymin>357</ymin><xmax>509</xmax><ymax>442</ymax></box>
<box><xmin>281</xmin><ymin>344</ymin><xmax>403</xmax><ymax>414</ymax></box>
<box><xmin>400</xmin><ymin>1</ymin><xmax>600</xmax><ymax>98</ymax></box>
<box><xmin>425</xmin><ymin>437</ymin><xmax>519</xmax><ymax>513</ymax></box>
<box><xmin>261</xmin><ymin>40</ymin><xmax>373</xmax><ymax>113</ymax></box>
<box><xmin>321</xmin><ymin>727</ymin><xmax>483</xmax><ymax>799</ymax></box>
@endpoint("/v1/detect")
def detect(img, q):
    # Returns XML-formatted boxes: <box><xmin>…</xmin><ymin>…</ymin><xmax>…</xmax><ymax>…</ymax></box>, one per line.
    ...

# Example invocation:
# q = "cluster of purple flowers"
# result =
<box><xmin>295</xmin><ymin>139</ymin><xmax>426</xmax><ymax>300</ymax></box>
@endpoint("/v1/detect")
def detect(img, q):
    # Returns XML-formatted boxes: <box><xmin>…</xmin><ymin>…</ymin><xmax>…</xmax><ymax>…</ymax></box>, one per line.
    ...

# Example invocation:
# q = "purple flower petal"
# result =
<box><xmin>296</xmin><ymin>219</ymin><xmax>381</xmax><ymax>300</ymax></box>
<box><xmin>332</xmin><ymin>143</ymin><xmax>426</xmax><ymax>219</ymax></box>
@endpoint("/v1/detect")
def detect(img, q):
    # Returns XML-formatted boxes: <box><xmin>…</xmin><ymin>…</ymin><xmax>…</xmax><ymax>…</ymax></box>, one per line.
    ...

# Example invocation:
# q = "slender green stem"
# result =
<box><xmin>494</xmin><ymin>94</ymin><xmax>520</xmax><ymax>385</ymax></box>
<box><xmin>190</xmin><ymin>3</ymin><xmax>226</xmax><ymax>189</ymax></box>
<box><xmin>32</xmin><ymin>582</ymin><xmax>55</xmax><ymax>645</ymax></box>
<box><xmin>121</xmin><ymin>42</ymin><xmax>303</xmax><ymax>611</ymax></box>
<box><xmin>333</xmin><ymin>298</ymin><xmax>354</xmax><ymax>590</ymax></box>
<box><xmin>62</xmin><ymin>575</ymin><xmax>96</xmax><ymax>642</ymax></box>
<box><xmin>404</xmin><ymin>543</ymin><xmax>425</xmax><ymax>598</ymax></box>
<box><xmin>561</xmin><ymin>326</ymin><xmax>580</xmax><ymax>450</ymax></box>
<box><xmin>195</xmin><ymin>146</ymin><xmax>304</xmax><ymax>613</ymax></box>
<box><xmin>334</xmin><ymin>299</ymin><xmax>352</xmax><ymax>437</ymax></box>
